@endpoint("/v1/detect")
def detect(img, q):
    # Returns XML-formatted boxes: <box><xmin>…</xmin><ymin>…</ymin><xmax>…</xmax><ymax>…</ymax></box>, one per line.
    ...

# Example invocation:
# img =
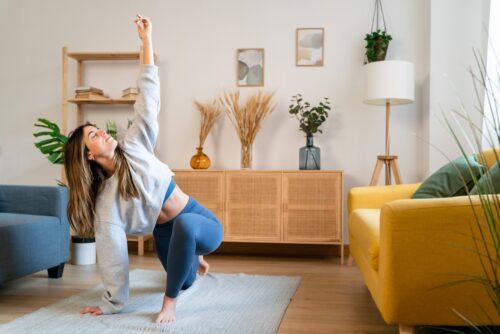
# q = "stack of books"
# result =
<box><xmin>122</xmin><ymin>87</ymin><xmax>139</xmax><ymax>99</ymax></box>
<box><xmin>75</xmin><ymin>86</ymin><xmax>109</xmax><ymax>100</ymax></box>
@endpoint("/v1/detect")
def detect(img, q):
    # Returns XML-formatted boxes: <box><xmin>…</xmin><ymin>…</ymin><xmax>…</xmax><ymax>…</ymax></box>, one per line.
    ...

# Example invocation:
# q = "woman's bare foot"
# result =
<box><xmin>198</xmin><ymin>256</ymin><xmax>210</xmax><ymax>276</ymax></box>
<box><xmin>155</xmin><ymin>295</ymin><xmax>177</xmax><ymax>323</ymax></box>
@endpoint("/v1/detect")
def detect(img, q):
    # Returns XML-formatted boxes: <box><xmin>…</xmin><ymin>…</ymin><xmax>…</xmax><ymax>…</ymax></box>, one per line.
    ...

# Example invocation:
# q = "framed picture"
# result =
<box><xmin>237</xmin><ymin>48</ymin><xmax>264</xmax><ymax>87</ymax></box>
<box><xmin>296</xmin><ymin>28</ymin><xmax>324</xmax><ymax>67</ymax></box>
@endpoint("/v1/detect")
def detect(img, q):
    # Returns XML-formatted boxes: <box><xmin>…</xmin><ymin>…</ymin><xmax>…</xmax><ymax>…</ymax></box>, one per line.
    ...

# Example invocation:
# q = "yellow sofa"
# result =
<box><xmin>348</xmin><ymin>152</ymin><xmax>500</xmax><ymax>333</ymax></box>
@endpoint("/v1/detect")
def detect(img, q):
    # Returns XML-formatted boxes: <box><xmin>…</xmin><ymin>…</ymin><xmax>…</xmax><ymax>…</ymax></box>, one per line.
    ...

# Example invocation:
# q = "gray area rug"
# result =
<box><xmin>0</xmin><ymin>269</ymin><xmax>301</xmax><ymax>334</ymax></box>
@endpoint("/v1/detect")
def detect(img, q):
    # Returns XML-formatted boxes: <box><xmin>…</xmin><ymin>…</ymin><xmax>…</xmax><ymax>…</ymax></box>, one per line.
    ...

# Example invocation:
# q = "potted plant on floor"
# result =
<box><xmin>288</xmin><ymin>94</ymin><xmax>330</xmax><ymax>170</ymax></box>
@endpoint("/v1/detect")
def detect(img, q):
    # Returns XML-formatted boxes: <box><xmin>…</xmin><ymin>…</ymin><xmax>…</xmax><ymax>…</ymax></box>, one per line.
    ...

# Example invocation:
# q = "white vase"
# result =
<box><xmin>71</xmin><ymin>237</ymin><xmax>96</xmax><ymax>265</ymax></box>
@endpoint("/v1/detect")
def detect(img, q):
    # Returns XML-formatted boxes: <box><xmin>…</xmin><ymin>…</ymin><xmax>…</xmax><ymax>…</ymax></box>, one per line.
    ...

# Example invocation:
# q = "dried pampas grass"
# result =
<box><xmin>193</xmin><ymin>99</ymin><xmax>222</xmax><ymax>148</ymax></box>
<box><xmin>220</xmin><ymin>90</ymin><xmax>276</xmax><ymax>168</ymax></box>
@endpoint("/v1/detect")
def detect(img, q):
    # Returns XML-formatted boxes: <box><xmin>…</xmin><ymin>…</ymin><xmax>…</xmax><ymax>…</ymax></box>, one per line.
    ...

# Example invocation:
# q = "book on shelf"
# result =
<box><xmin>75</xmin><ymin>86</ymin><xmax>104</xmax><ymax>94</ymax></box>
<box><xmin>122</xmin><ymin>87</ymin><xmax>139</xmax><ymax>95</ymax></box>
<box><xmin>75</xmin><ymin>92</ymin><xmax>110</xmax><ymax>100</ymax></box>
<box><xmin>122</xmin><ymin>93</ymin><xmax>138</xmax><ymax>100</ymax></box>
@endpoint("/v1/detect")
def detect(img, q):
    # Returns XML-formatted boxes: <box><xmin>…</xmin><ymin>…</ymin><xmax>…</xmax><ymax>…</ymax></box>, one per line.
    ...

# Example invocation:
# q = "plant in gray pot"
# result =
<box><xmin>33</xmin><ymin>118</ymin><xmax>97</xmax><ymax>265</ymax></box>
<box><xmin>288</xmin><ymin>94</ymin><xmax>330</xmax><ymax>170</ymax></box>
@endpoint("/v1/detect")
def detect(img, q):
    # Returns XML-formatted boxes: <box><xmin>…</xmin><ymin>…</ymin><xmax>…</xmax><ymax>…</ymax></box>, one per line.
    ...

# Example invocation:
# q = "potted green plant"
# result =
<box><xmin>288</xmin><ymin>94</ymin><xmax>330</xmax><ymax>170</ymax></box>
<box><xmin>364</xmin><ymin>29</ymin><xmax>392</xmax><ymax>63</ymax></box>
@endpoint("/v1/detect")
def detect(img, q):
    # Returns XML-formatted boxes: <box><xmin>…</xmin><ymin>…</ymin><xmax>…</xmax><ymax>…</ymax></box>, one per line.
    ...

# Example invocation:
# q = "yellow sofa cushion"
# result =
<box><xmin>349</xmin><ymin>209</ymin><xmax>380</xmax><ymax>271</ymax></box>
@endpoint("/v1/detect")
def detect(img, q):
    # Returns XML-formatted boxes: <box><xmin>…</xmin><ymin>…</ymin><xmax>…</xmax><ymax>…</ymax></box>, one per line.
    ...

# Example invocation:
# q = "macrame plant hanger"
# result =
<box><xmin>371</xmin><ymin>0</ymin><xmax>388</xmax><ymax>33</ymax></box>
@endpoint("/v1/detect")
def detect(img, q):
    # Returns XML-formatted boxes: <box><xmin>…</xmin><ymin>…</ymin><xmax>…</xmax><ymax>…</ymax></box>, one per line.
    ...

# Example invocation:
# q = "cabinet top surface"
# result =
<box><xmin>172</xmin><ymin>169</ymin><xmax>343</xmax><ymax>173</ymax></box>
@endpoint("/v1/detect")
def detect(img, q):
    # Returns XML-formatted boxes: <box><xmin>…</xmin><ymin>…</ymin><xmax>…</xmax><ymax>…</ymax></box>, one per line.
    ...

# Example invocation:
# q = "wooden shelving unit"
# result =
<box><xmin>61</xmin><ymin>46</ymin><xmax>158</xmax><ymax>134</ymax></box>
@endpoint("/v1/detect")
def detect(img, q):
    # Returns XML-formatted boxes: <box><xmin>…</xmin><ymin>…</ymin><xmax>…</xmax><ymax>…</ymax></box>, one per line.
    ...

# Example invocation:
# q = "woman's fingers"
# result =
<box><xmin>80</xmin><ymin>306</ymin><xmax>102</xmax><ymax>316</ymax></box>
<box><xmin>91</xmin><ymin>309</ymin><xmax>103</xmax><ymax>316</ymax></box>
<box><xmin>135</xmin><ymin>14</ymin><xmax>150</xmax><ymax>27</ymax></box>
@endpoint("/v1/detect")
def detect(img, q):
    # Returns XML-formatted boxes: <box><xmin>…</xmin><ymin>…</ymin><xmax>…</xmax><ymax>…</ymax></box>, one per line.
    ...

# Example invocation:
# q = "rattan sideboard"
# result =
<box><xmin>173</xmin><ymin>170</ymin><xmax>344</xmax><ymax>261</ymax></box>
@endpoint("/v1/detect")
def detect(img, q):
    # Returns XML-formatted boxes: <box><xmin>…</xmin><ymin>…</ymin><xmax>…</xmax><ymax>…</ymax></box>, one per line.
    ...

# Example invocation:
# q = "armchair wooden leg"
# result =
<box><xmin>347</xmin><ymin>255</ymin><xmax>354</xmax><ymax>266</ymax></box>
<box><xmin>399</xmin><ymin>324</ymin><xmax>416</xmax><ymax>334</ymax></box>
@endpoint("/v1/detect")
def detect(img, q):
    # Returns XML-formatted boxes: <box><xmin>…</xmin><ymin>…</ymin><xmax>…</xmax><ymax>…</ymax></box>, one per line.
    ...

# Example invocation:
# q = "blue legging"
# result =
<box><xmin>153</xmin><ymin>196</ymin><xmax>223</xmax><ymax>298</ymax></box>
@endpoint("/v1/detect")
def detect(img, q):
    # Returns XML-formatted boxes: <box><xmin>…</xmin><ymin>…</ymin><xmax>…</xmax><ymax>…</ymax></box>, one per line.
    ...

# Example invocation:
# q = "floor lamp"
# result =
<box><xmin>363</xmin><ymin>60</ymin><xmax>414</xmax><ymax>186</ymax></box>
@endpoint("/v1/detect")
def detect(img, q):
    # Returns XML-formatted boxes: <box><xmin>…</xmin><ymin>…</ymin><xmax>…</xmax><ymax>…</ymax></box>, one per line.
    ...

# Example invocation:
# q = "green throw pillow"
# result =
<box><xmin>470</xmin><ymin>162</ymin><xmax>500</xmax><ymax>194</ymax></box>
<box><xmin>412</xmin><ymin>155</ymin><xmax>485</xmax><ymax>199</ymax></box>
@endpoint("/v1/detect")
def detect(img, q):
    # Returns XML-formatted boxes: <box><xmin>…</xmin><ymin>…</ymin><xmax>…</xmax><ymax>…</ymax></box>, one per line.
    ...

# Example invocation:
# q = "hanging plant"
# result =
<box><xmin>364</xmin><ymin>29</ymin><xmax>392</xmax><ymax>63</ymax></box>
<box><xmin>364</xmin><ymin>0</ymin><xmax>392</xmax><ymax>64</ymax></box>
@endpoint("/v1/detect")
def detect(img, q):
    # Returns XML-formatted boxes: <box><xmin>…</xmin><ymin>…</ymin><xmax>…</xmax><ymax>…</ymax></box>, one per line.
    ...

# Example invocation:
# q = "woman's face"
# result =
<box><xmin>82</xmin><ymin>125</ymin><xmax>118</xmax><ymax>161</ymax></box>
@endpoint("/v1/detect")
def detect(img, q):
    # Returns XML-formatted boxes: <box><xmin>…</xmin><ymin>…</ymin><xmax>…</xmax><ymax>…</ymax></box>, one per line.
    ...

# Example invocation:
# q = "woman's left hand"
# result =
<box><xmin>80</xmin><ymin>306</ymin><xmax>103</xmax><ymax>316</ymax></box>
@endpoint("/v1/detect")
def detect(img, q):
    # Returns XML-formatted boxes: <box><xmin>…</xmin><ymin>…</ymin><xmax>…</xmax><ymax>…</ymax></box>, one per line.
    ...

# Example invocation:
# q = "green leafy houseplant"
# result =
<box><xmin>364</xmin><ymin>29</ymin><xmax>392</xmax><ymax>64</ymax></box>
<box><xmin>288</xmin><ymin>94</ymin><xmax>330</xmax><ymax>136</ymax></box>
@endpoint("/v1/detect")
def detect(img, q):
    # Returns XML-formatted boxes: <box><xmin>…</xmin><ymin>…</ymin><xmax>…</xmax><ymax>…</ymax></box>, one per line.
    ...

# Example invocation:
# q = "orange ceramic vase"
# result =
<box><xmin>190</xmin><ymin>147</ymin><xmax>211</xmax><ymax>169</ymax></box>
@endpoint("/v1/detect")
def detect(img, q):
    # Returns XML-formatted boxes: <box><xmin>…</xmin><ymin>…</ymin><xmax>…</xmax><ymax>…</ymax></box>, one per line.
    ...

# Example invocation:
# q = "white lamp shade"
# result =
<box><xmin>363</xmin><ymin>60</ymin><xmax>415</xmax><ymax>105</ymax></box>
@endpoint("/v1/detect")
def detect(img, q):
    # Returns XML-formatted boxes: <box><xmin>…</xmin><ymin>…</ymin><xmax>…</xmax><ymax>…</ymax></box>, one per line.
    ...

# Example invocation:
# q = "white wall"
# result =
<box><xmin>0</xmin><ymin>0</ymin><xmax>488</xmax><ymax>241</ymax></box>
<box><xmin>423</xmin><ymin>0</ymin><xmax>490</xmax><ymax>174</ymax></box>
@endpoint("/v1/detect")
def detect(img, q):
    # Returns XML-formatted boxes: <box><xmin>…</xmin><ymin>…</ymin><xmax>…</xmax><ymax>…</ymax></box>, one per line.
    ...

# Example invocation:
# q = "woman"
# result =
<box><xmin>64</xmin><ymin>15</ymin><xmax>223</xmax><ymax>324</ymax></box>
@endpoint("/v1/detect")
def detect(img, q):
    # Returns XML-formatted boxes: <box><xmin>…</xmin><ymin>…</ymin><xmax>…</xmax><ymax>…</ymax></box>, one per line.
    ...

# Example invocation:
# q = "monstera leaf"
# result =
<box><xmin>33</xmin><ymin>118</ymin><xmax>68</xmax><ymax>165</ymax></box>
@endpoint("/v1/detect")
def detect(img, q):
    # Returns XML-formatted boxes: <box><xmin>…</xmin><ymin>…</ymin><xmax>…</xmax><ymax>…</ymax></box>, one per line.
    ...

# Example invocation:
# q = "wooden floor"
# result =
<box><xmin>0</xmin><ymin>251</ymin><xmax>464</xmax><ymax>333</ymax></box>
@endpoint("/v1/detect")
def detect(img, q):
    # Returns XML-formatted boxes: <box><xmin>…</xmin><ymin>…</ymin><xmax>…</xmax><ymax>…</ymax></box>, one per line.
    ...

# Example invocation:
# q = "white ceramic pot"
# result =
<box><xmin>71</xmin><ymin>236</ymin><xmax>96</xmax><ymax>265</ymax></box>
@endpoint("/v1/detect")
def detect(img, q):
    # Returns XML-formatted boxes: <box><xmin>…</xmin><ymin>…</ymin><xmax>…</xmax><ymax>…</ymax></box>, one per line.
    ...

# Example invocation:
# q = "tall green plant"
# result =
<box><xmin>440</xmin><ymin>49</ymin><xmax>500</xmax><ymax>332</ymax></box>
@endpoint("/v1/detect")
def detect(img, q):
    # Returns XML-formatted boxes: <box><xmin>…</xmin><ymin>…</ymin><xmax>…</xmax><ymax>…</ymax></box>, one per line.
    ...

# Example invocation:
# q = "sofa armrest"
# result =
<box><xmin>348</xmin><ymin>183</ymin><xmax>420</xmax><ymax>216</ymax></box>
<box><xmin>0</xmin><ymin>185</ymin><xmax>68</xmax><ymax>224</ymax></box>
<box><xmin>377</xmin><ymin>195</ymin><xmax>498</xmax><ymax>324</ymax></box>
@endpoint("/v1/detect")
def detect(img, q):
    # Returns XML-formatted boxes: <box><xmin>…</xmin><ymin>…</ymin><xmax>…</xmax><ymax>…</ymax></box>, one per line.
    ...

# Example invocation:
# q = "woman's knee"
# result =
<box><xmin>172</xmin><ymin>215</ymin><xmax>196</xmax><ymax>240</ymax></box>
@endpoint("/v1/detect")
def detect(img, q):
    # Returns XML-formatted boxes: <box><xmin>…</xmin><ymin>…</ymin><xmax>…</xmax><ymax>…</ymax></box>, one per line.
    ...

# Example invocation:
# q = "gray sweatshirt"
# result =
<box><xmin>94</xmin><ymin>64</ymin><xmax>174</xmax><ymax>314</ymax></box>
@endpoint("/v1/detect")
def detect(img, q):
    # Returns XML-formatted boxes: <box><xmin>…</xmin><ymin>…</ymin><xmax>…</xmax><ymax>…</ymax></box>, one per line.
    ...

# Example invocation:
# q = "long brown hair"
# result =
<box><xmin>64</xmin><ymin>122</ymin><xmax>139</xmax><ymax>237</ymax></box>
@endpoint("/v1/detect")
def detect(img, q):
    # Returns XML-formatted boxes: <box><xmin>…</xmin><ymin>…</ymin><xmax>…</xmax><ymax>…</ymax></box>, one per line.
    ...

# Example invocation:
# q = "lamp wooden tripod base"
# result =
<box><xmin>370</xmin><ymin>155</ymin><xmax>402</xmax><ymax>186</ymax></box>
<box><xmin>369</xmin><ymin>101</ymin><xmax>403</xmax><ymax>186</ymax></box>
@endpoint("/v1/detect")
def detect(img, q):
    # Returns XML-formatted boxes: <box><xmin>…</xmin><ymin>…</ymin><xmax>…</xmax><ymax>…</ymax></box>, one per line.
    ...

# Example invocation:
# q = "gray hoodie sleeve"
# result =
<box><xmin>95</xmin><ymin>221</ymin><xmax>130</xmax><ymax>314</ymax></box>
<box><xmin>123</xmin><ymin>64</ymin><xmax>161</xmax><ymax>153</ymax></box>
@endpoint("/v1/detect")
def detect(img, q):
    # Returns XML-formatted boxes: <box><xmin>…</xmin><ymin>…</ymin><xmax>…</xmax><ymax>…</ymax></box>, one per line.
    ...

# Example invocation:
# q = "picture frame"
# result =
<box><xmin>237</xmin><ymin>48</ymin><xmax>265</xmax><ymax>87</ymax></box>
<box><xmin>296</xmin><ymin>28</ymin><xmax>324</xmax><ymax>67</ymax></box>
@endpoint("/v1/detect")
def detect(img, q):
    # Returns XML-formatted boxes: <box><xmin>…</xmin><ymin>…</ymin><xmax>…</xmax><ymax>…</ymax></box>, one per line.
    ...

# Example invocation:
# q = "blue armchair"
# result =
<box><xmin>0</xmin><ymin>185</ymin><xmax>70</xmax><ymax>283</ymax></box>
